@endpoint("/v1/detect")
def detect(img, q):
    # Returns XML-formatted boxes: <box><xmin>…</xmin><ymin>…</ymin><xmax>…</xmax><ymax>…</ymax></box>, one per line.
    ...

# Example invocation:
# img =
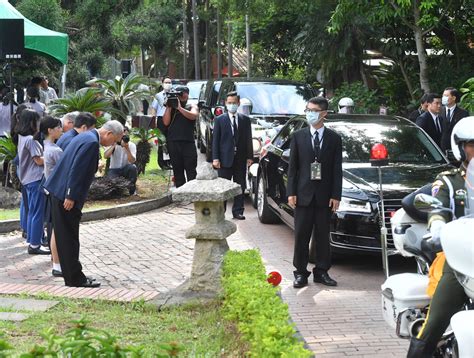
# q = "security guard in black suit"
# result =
<box><xmin>439</xmin><ymin>87</ymin><xmax>469</xmax><ymax>152</ymax></box>
<box><xmin>415</xmin><ymin>93</ymin><xmax>444</xmax><ymax>148</ymax></box>
<box><xmin>287</xmin><ymin>96</ymin><xmax>343</xmax><ymax>288</ymax></box>
<box><xmin>212</xmin><ymin>91</ymin><xmax>253</xmax><ymax>220</ymax></box>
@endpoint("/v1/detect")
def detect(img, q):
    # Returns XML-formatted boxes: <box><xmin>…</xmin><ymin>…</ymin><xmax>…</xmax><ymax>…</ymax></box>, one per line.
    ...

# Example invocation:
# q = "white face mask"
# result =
<box><xmin>226</xmin><ymin>103</ymin><xmax>239</xmax><ymax>113</ymax></box>
<box><xmin>163</xmin><ymin>83</ymin><xmax>172</xmax><ymax>91</ymax></box>
<box><xmin>306</xmin><ymin>111</ymin><xmax>322</xmax><ymax>126</ymax></box>
<box><xmin>441</xmin><ymin>96</ymin><xmax>449</xmax><ymax>106</ymax></box>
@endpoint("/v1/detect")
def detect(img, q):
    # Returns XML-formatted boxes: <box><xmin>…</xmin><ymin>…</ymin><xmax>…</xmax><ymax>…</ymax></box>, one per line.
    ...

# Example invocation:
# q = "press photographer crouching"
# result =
<box><xmin>162</xmin><ymin>85</ymin><xmax>199</xmax><ymax>188</ymax></box>
<box><xmin>104</xmin><ymin>126</ymin><xmax>137</xmax><ymax>195</ymax></box>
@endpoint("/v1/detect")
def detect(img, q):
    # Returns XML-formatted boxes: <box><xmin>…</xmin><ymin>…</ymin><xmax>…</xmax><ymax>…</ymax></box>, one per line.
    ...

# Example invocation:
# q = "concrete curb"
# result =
<box><xmin>0</xmin><ymin>194</ymin><xmax>172</xmax><ymax>234</ymax></box>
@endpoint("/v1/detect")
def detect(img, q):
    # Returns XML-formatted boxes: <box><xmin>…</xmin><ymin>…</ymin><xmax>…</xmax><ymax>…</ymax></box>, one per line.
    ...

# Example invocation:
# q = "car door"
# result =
<box><xmin>264</xmin><ymin>118</ymin><xmax>304</xmax><ymax>225</ymax></box>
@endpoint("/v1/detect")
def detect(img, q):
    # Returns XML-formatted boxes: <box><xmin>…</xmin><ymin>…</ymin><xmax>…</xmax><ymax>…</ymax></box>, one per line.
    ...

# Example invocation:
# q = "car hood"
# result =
<box><xmin>343</xmin><ymin>163</ymin><xmax>452</xmax><ymax>200</ymax></box>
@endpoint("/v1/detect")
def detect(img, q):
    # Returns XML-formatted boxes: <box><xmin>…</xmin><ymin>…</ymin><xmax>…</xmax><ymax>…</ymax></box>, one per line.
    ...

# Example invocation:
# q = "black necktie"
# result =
<box><xmin>232</xmin><ymin>115</ymin><xmax>238</xmax><ymax>142</ymax></box>
<box><xmin>435</xmin><ymin>116</ymin><xmax>442</xmax><ymax>134</ymax></box>
<box><xmin>447</xmin><ymin>108</ymin><xmax>451</xmax><ymax>122</ymax></box>
<box><xmin>313</xmin><ymin>131</ymin><xmax>320</xmax><ymax>161</ymax></box>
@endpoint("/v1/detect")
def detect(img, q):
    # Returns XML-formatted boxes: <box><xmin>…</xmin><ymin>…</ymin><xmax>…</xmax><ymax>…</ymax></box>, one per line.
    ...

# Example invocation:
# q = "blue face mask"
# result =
<box><xmin>306</xmin><ymin>111</ymin><xmax>322</xmax><ymax>126</ymax></box>
<box><xmin>226</xmin><ymin>103</ymin><xmax>239</xmax><ymax>113</ymax></box>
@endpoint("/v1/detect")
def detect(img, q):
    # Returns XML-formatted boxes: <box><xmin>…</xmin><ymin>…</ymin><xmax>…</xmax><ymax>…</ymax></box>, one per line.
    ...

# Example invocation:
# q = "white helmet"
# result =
<box><xmin>238</xmin><ymin>98</ymin><xmax>252</xmax><ymax>116</ymax></box>
<box><xmin>451</xmin><ymin>116</ymin><xmax>474</xmax><ymax>161</ymax></box>
<box><xmin>338</xmin><ymin>97</ymin><xmax>354</xmax><ymax>113</ymax></box>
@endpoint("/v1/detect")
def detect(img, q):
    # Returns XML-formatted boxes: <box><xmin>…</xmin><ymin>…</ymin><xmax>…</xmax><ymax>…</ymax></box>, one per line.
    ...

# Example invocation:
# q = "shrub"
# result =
<box><xmin>331</xmin><ymin>81</ymin><xmax>379</xmax><ymax>114</ymax></box>
<box><xmin>222</xmin><ymin>250</ymin><xmax>312</xmax><ymax>357</ymax></box>
<box><xmin>87</xmin><ymin>176</ymin><xmax>131</xmax><ymax>200</ymax></box>
<box><xmin>460</xmin><ymin>77</ymin><xmax>474</xmax><ymax>114</ymax></box>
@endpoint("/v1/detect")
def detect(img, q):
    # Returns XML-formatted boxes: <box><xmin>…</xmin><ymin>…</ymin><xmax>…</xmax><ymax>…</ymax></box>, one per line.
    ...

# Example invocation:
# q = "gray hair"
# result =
<box><xmin>61</xmin><ymin>111</ymin><xmax>79</xmax><ymax>124</ymax></box>
<box><xmin>102</xmin><ymin>120</ymin><xmax>124</xmax><ymax>135</ymax></box>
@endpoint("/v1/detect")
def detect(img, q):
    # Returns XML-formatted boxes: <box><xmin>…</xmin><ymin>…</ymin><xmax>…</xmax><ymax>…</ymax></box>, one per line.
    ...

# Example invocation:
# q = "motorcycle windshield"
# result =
<box><xmin>467</xmin><ymin>159</ymin><xmax>474</xmax><ymax>216</ymax></box>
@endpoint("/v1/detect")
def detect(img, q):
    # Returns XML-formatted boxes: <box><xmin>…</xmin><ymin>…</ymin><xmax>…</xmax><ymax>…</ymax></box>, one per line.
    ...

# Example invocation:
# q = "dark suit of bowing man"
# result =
<box><xmin>287</xmin><ymin>97</ymin><xmax>342</xmax><ymax>288</ymax></box>
<box><xmin>44</xmin><ymin>118</ymin><xmax>124</xmax><ymax>288</ymax></box>
<box><xmin>212</xmin><ymin>91</ymin><xmax>253</xmax><ymax>219</ymax></box>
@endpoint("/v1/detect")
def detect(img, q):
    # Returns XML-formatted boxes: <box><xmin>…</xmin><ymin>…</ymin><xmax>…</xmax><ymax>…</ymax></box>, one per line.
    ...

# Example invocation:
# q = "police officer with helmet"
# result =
<box><xmin>407</xmin><ymin>116</ymin><xmax>474</xmax><ymax>357</ymax></box>
<box><xmin>338</xmin><ymin>97</ymin><xmax>355</xmax><ymax>114</ymax></box>
<box><xmin>162</xmin><ymin>85</ymin><xmax>199</xmax><ymax>188</ymax></box>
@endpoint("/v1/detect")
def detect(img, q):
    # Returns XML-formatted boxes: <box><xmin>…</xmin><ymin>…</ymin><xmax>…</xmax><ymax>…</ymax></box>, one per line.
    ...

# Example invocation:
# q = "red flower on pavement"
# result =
<box><xmin>267</xmin><ymin>271</ymin><xmax>282</xmax><ymax>286</ymax></box>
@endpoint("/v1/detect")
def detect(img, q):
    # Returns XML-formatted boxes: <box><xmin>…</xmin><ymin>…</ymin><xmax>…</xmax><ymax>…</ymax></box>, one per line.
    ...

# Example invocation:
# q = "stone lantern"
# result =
<box><xmin>154</xmin><ymin>162</ymin><xmax>241</xmax><ymax>306</ymax></box>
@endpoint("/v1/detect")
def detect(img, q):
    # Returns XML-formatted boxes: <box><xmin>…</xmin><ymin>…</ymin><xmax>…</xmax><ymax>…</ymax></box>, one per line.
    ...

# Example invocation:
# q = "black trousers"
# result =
<box><xmin>218</xmin><ymin>160</ymin><xmax>246</xmax><ymax>216</ymax></box>
<box><xmin>293</xmin><ymin>196</ymin><xmax>332</xmax><ymax>277</ymax></box>
<box><xmin>50</xmin><ymin>196</ymin><xmax>86</xmax><ymax>286</ymax></box>
<box><xmin>108</xmin><ymin>164</ymin><xmax>138</xmax><ymax>194</ymax></box>
<box><xmin>168</xmin><ymin>140</ymin><xmax>197</xmax><ymax>188</ymax></box>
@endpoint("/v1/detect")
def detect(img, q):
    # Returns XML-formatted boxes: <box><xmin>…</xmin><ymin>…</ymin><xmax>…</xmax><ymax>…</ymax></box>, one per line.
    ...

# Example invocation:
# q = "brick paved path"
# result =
<box><xmin>0</xmin><ymin>202</ymin><xmax>409</xmax><ymax>357</ymax></box>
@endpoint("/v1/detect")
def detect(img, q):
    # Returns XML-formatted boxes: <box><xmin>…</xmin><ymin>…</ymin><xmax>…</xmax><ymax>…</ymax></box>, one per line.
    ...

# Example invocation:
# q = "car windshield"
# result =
<box><xmin>236</xmin><ymin>83</ymin><xmax>313</xmax><ymax>115</ymax></box>
<box><xmin>327</xmin><ymin>122</ymin><xmax>445</xmax><ymax>164</ymax></box>
<box><xmin>187</xmin><ymin>81</ymin><xmax>205</xmax><ymax>100</ymax></box>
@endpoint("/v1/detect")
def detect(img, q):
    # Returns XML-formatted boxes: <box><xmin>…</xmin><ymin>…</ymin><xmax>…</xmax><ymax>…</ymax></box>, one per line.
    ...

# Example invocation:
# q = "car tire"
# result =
<box><xmin>257</xmin><ymin>175</ymin><xmax>280</xmax><ymax>224</ymax></box>
<box><xmin>251</xmin><ymin>176</ymin><xmax>258</xmax><ymax>209</ymax></box>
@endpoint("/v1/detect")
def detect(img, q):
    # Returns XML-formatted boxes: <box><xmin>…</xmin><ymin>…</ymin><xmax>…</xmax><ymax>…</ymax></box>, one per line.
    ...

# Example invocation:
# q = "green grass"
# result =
<box><xmin>0</xmin><ymin>296</ymin><xmax>245</xmax><ymax>357</ymax></box>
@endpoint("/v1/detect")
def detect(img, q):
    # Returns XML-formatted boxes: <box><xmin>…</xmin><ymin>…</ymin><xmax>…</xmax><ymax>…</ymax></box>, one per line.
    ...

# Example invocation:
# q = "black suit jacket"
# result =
<box><xmin>440</xmin><ymin>106</ymin><xmax>469</xmax><ymax>152</ymax></box>
<box><xmin>287</xmin><ymin>126</ymin><xmax>342</xmax><ymax>207</ymax></box>
<box><xmin>416</xmin><ymin>111</ymin><xmax>443</xmax><ymax>148</ymax></box>
<box><xmin>212</xmin><ymin>112</ymin><xmax>253</xmax><ymax>168</ymax></box>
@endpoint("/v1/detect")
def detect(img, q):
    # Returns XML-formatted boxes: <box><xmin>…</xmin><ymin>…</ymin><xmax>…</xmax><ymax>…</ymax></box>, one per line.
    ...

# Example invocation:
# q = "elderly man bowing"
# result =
<box><xmin>44</xmin><ymin>117</ymin><xmax>124</xmax><ymax>288</ymax></box>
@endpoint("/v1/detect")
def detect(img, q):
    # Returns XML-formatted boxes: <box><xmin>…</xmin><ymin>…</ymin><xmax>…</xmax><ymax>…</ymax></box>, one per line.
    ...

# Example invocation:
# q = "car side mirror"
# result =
<box><xmin>198</xmin><ymin>100</ymin><xmax>207</xmax><ymax>109</ymax></box>
<box><xmin>414</xmin><ymin>194</ymin><xmax>444</xmax><ymax>212</ymax></box>
<box><xmin>282</xmin><ymin>148</ymin><xmax>291</xmax><ymax>162</ymax></box>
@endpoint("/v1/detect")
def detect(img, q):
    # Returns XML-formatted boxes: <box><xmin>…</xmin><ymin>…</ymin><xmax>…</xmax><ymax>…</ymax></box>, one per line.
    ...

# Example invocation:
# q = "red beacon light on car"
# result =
<box><xmin>370</xmin><ymin>143</ymin><xmax>389</xmax><ymax>167</ymax></box>
<box><xmin>214</xmin><ymin>107</ymin><xmax>224</xmax><ymax>116</ymax></box>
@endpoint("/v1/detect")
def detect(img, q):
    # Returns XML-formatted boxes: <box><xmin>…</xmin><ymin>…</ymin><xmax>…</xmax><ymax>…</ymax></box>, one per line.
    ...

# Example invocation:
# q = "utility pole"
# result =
<box><xmin>245</xmin><ymin>14</ymin><xmax>250</xmax><ymax>79</ymax></box>
<box><xmin>183</xmin><ymin>5</ymin><xmax>187</xmax><ymax>79</ymax></box>
<box><xmin>192</xmin><ymin>0</ymin><xmax>200</xmax><ymax>79</ymax></box>
<box><xmin>216</xmin><ymin>10</ymin><xmax>221</xmax><ymax>79</ymax></box>
<box><xmin>205</xmin><ymin>0</ymin><xmax>210</xmax><ymax>79</ymax></box>
<box><xmin>227</xmin><ymin>22</ymin><xmax>232</xmax><ymax>78</ymax></box>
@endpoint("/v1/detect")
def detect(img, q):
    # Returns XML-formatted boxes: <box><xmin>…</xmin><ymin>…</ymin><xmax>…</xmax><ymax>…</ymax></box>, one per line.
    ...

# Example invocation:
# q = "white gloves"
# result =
<box><xmin>429</xmin><ymin>219</ymin><xmax>446</xmax><ymax>243</ymax></box>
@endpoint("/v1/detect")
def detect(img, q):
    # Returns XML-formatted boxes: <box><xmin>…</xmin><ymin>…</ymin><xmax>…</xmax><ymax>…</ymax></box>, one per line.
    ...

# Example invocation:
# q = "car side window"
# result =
<box><xmin>273</xmin><ymin>120</ymin><xmax>300</xmax><ymax>149</ymax></box>
<box><xmin>210</xmin><ymin>81</ymin><xmax>222</xmax><ymax>106</ymax></box>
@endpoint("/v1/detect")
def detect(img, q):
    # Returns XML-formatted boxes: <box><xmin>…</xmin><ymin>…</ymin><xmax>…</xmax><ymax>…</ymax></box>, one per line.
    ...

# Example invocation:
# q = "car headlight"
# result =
<box><xmin>337</xmin><ymin>197</ymin><xmax>372</xmax><ymax>213</ymax></box>
<box><xmin>252</xmin><ymin>138</ymin><xmax>262</xmax><ymax>154</ymax></box>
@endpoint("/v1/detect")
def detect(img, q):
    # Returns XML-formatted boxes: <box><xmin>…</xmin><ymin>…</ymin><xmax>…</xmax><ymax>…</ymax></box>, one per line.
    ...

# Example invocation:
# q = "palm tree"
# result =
<box><xmin>132</xmin><ymin>128</ymin><xmax>165</xmax><ymax>175</ymax></box>
<box><xmin>90</xmin><ymin>74</ymin><xmax>150</xmax><ymax>125</ymax></box>
<box><xmin>49</xmin><ymin>88</ymin><xmax>118</xmax><ymax>120</ymax></box>
<box><xmin>0</xmin><ymin>135</ymin><xmax>18</xmax><ymax>187</ymax></box>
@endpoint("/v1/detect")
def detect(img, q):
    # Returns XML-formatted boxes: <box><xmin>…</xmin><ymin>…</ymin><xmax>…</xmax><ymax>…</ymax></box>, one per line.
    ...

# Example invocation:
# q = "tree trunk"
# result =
<box><xmin>412</xmin><ymin>4</ymin><xmax>431</xmax><ymax>93</ymax></box>
<box><xmin>399</xmin><ymin>59</ymin><xmax>416</xmax><ymax>101</ymax></box>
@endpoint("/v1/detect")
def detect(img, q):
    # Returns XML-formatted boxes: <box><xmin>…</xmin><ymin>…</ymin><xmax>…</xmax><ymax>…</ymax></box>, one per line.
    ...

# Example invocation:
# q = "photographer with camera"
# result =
<box><xmin>162</xmin><ymin>85</ymin><xmax>199</xmax><ymax>188</ymax></box>
<box><xmin>151</xmin><ymin>77</ymin><xmax>173</xmax><ymax>170</ymax></box>
<box><xmin>104</xmin><ymin>126</ymin><xmax>138</xmax><ymax>195</ymax></box>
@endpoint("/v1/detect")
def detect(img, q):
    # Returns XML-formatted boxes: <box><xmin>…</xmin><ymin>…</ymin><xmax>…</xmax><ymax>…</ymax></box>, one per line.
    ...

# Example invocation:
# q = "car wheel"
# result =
<box><xmin>257</xmin><ymin>175</ymin><xmax>280</xmax><ymax>224</ymax></box>
<box><xmin>251</xmin><ymin>176</ymin><xmax>258</xmax><ymax>209</ymax></box>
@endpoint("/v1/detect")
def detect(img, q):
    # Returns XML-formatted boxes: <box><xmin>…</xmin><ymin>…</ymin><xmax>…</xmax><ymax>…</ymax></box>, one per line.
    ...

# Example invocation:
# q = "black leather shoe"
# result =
<box><xmin>28</xmin><ymin>245</ymin><xmax>51</xmax><ymax>255</ymax></box>
<box><xmin>233</xmin><ymin>214</ymin><xmax>246</xmax><ymax>220</ymax></box>
<box><xmin>313</xmin><ymin>272</ymin><xmax>337</xmax><ymax>286</ymax></box>
<box><xmin>293</xmin><ymin>274</ymin><xmax>308</xmax><ymax>288</ymax></box>
<box><xmin>77</xmin><ymin>277</ymin><xmax>101</xmax><ymax>288</ymax></box>
<box><xmin>52</xmin><ymin>269</ymin><xmax>63</xmax><ymax>277</ymax></box>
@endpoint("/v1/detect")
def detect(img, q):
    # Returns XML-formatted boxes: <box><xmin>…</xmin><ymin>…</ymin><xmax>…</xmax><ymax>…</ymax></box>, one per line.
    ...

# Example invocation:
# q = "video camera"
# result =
<box><xmin>165</xmin><ymin>89</ymin><xmax>184</xmax><ymax>109</ymax></box>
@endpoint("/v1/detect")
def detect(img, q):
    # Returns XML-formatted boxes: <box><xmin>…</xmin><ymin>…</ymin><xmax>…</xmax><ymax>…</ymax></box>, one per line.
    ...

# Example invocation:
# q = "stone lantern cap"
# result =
<box><xmin>172</xmin><ymin>162</ymin><xmax>241</xmax><ymax>202</ymax></box>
